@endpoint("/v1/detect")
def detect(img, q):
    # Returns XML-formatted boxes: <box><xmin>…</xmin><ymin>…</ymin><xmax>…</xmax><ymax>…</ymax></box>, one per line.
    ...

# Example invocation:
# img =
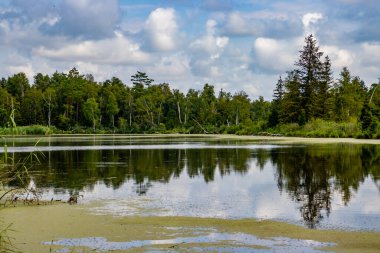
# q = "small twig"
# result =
<box><xmin>169</xmin><ymin>242</ymin><xmax>185</xmax><ymax>248</ymax></box>
<box><xmin>192</xmin><ymin>119</ymin><xmax>208</xmax><ymax>134</ymax></box>
<box><xmin>0</xmin><ymin>187</ymin><xmax>25</xmax><ymax>202</ymax></box>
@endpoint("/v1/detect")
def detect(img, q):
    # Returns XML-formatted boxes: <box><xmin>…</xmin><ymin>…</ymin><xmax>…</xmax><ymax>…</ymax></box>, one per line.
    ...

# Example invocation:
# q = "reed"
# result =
<box><xmin>0</xmin><ymin>220</ymin><xmax>18</xmax><ymax>253</ymax></box>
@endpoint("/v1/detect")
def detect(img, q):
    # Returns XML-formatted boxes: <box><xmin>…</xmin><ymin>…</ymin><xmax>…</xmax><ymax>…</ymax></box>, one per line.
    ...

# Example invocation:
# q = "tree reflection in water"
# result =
<box><xmin>3</xmin><ymin>144</ymin><xmax>380</xmax><ymax>228</ymax></box>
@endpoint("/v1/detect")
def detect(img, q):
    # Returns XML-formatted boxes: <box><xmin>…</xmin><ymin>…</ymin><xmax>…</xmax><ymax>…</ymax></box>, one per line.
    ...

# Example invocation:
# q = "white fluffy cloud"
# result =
<box><xmin>189</xmin><ymin>19</ymin><xmax>229</xmax><ymax>77</ymax></box>
<box><xmin>253</xmin><ymin>37</ymin><xmax>302</xmax><ymax>73</ymax></box>
<box><xmin>361</xmin><ymin>43</ymin><xmax>380</xmax><ymax>65</ymax></box>
<box><xmin>0</xmin><ymin>0</ymin><xmax>379</xmax><ymax>100</ymax></box>
<box><xmin>145</xmin><ymin>8</ymin><xmax>178</xmax><ymax>51</ymax></box>
<box><xmin>355</xmin><ymin>42</ymin><xmax>380</xmax><ymax>80</ymax></box>
<box><xmin>7</xmin><ymin>64</ymin><xmax>35</xmax><ymax>79</ymax></box>
<box><xmin>302</xmin><ymin>12</ymin><xmax>324</xmax><ymax>35</ymax></box>
<box><xmin>190</xmin><ymin>20</ymin><xmax>229</xmax><ymax>59</ymax></box>
<box><xmin>321</xmin><ymin>45</ymin><xmax>355</xmax><ymax>69</ymax></box>
<box><xmin>148</xmin><ymin>53</ymin><xmax>189</xmax><ymax>78</ymax></box>
<box><xmin>302</xmin><ymin>12</ymin><xmax>323</xmax><ymax>28</ymax></box>
<box><xmin>34</xmin><ymin>32</ymin><xmax>150</xmax><ymax>65</ymax></box>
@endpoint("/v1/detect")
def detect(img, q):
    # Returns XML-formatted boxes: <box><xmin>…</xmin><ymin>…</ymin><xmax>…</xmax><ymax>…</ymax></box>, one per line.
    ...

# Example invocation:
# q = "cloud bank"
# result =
<box><xmin>0</xmin><ymin>0</ymin><xmax>379</xmax><ymax>99</ymax></box>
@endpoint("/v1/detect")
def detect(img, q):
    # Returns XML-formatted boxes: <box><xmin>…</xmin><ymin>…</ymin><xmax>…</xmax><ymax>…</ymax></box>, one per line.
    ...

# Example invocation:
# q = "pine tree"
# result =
<box><xmin>281</xmin><ymin>71</ymin><xmax>303</xmax><ymax>124</ymax></box>
<box><xmin>269</xmin><ymin>76</ymin><xmax>285</xmax><ymax>126</ymax></box>
<box><xmin>313</xmin><ymin>56</ymin><xmax>333</xmax><ymax>119</ymax></box>
<box><xmin>296</xmin><ymin>34</ymin><xmax>323</xmax><ymax>121</ymax></box>
<box><xmin>360</xmin><ymin>103</ymin><xmax>378</xmax><ymax>137</ymax></box>
<box><xmin>273</xmin><ymin>76</ymin><xmax>285</xmax><ymax>102</ymax></box>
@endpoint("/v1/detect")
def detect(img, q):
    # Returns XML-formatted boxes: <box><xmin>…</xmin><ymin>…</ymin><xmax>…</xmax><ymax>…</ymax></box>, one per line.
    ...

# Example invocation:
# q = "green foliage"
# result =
<box><xmin>332</xmin><ymin>68</ymin><xmax>367</xmax><ymax>122</ymax></box>
<box><xmin>83</xmin><ymin>98</ymin><xmax>100</xmax><ymax>131</ymax></box>
<box><xmin>271</xmin><ymin>119</ymin><xmax>360</xmax><ymax>138</ymax></box>
<box><xmin>6</xmin><ymin>72</ymin><xmax>29</xmax><ymax>99</ymax></box>
<box><xmin>281</xmin><ymin>70</ymin><xmax>303</xmax><ymax>124</ymax></box>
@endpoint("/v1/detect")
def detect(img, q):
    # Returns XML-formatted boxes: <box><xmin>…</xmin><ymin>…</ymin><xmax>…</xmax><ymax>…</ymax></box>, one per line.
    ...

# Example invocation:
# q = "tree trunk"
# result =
<box><xmin>128</xmin><ymin>99</ymin><xmax>132</xmax><ymax>127</ymax></box>
<box><xmin>177</xmin><ymin>102</ymin><xmax>182</xmax><ymax>125</ymax></box>
<box><xmin>48</xmin><ymin>102</ymin><xmax>51</xmax><ymax>128</ymax></box>
<box><xmin>143</xmin><ymin>99</ymin><xmax>154</xmax><ymax>125</ymax></box>
<box><xmin>158</xmin><ymin>103</ymin><xmax>162</xmax><ymax>125</ymax></box>
<box><xmin>76</xmin><ymin>103</ymin><xmax>79</xmax><ymax>121</ymax></box>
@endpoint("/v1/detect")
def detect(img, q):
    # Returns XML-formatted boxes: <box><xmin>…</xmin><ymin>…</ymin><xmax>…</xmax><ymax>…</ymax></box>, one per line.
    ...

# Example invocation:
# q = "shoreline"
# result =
<box><xmin>1</xmin><ymin>133</ymin><xmax>380</xmax><ymax>145</ymax></box>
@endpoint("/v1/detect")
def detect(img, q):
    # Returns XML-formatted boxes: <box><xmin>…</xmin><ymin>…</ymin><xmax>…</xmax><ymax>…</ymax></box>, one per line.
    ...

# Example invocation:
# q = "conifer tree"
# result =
<box><xmin>281</xmin><ymin>71</ymin><xmax>303</xmax><ymax>124</ymax></box>
<box><xmin>296</xmin><ymin>34</ymin><xmax>324</xmax><ymax>121</ymax></box>
<box><xmin>313</xmin><ymin>56</ymin><xmax>333</xmax><ymax>119</ymax></box>
<box><xmin>269</xmin><ymin>76</ymin><xmax>284</xmax><ymax>126</ymax></box>
<box><xmin>273</xmin><ymin>76</ymin><xmax>285</xmax><ymax>102</ymax></box>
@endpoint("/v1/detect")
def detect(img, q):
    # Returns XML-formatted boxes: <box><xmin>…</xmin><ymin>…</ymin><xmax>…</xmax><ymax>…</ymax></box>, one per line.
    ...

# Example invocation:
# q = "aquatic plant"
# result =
<box><xmin>0</xmin><ymin>119</ymin><xmax>44</xmax><ymax>252</ymax></box>
<box><xmin>0</xmin><ymin>139</ymin><xmax>44</xmax><ymax>205</ymax></box>
<box><xmin>0</xmin><ymin>220</ymin><xmax>17</xmax><ymax>253</ymax></box>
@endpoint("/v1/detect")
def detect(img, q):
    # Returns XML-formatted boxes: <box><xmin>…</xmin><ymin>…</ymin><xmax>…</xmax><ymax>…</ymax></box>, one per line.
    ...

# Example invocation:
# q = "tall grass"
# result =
<box><xmin>0</xmin><ymin>109</ymin><xmax>44</xmax><ymax>252</ymax></box>
<box><xmin>270</xmin><ymin>119</ymin><xmax>361</xmax><ymax>138</ymax></box>
<box><xmin>0</xmin><ymin>140</ymin><xmax>44</xmax><ymax>253</ymax></box>
<box><xmin>0</xmin><ymin>221</ymin><xmax>17</xmax><ymax>253</ymax></box>
<box><xmin>0</xmin><ymin>125</ymin><xmax>52</xmax><ymax>135</ymax></box>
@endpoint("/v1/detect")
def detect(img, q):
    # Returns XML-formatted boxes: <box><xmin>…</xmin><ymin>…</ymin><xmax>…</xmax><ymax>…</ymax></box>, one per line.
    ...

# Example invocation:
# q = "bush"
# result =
<box><xmin>268</xmin><ymin>119</ymin><xmax>361</xmax><ymax>138</ymax></box>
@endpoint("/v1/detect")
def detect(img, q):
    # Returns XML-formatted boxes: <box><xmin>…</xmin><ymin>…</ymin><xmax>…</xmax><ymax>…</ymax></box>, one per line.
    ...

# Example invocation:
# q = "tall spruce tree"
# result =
<box><xmin>268</xmin><ymin>76</ymin><xmax>284</xmax><ymax>126</ymax></box>
<box><xmin>281</xmin><ymin>71</ymin><xmax>303</xmax><ymax>124</ymax></box>
<box><xmin>314</xmin><ymin>56</ymin><xmax>333</xmax><ymax>119</ymax></box>
<box><xmin>296</xmin><ymin>34</ymin><xmax>324</xmax><ymax>121</ymax></box>
<box><xmin>273</xmin><ymin>76</ymin><xmax>285</xmax><ymax>102</ymax></box>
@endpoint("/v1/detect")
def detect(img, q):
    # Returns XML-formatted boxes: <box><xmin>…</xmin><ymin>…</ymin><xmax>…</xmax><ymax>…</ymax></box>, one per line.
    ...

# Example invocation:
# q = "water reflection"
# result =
<box><xmin>2</xmin><ymin>141</ymin><xmax>380</xmax><ymax>229</ymax></box>
<box><xmin>271</xmin><ymin>145</ymin><xmax>380</xmax><ymax>228</ymax></box>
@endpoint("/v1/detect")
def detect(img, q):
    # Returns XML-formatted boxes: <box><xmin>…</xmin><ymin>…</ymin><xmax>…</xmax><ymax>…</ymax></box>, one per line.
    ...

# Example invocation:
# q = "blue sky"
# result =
<box><xmin>0</xmin><ymin>0</ymin><xmax>379</xmax><ymax>99</ymax></box>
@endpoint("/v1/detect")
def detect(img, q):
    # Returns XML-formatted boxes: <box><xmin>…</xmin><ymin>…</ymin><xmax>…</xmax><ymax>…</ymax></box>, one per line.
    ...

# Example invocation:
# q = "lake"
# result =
<box><xmin>2</xmin><ymin>135</ymin><xmax>380</xmax><ymax>231</ymax></box>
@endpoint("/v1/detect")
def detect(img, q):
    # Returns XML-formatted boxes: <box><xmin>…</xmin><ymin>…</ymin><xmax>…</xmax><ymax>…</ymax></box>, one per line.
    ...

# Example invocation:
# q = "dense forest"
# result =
<box><xmin>0</xmin><ymin>35</ymin><xmax>379</xmax><ymax>138</ymax></box>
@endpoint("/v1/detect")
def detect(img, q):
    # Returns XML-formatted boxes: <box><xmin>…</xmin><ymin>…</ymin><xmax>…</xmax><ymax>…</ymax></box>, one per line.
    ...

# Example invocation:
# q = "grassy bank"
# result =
<box><xmin>0</xmin><ymin>204</ymin><xmax>379</xmax><ymax>253</ymax></box>
<box><xmin>0</xmin><ymin>125</ymin><xmax>53</xmax><ymax>135</ymax></box>
<box><xmin>0</xmin><ymin>120</ymin><xmax>379</xmax><ymax>139</ymax></box>
<box><xmin>269</xmin><ymin>119</ymin><xmax>364</xmax><ymax>138</ymax></box>
<box><xmin>1</xmin><ymin>133</ymin><xmax>380</xmax><ymax>145</ymax></box>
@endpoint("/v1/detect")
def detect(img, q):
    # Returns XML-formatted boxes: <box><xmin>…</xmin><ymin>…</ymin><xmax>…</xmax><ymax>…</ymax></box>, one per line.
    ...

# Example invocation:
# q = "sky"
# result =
<box><xmin>0</xmin><ymin>0</ymin><xmax>379</xmax><ymax>99</ymax></box>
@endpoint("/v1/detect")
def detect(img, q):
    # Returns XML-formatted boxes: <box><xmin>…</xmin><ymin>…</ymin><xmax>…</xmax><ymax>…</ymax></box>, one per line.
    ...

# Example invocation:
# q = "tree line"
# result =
<box><xmin>0</xmin><ymin>69</ymin><xmax>271</xmax><ymax>134</ymax></box>
<box><xmin>0</xmin><ymin>34</ymin><xmax>379</xmax><ymax>137</ymax></box>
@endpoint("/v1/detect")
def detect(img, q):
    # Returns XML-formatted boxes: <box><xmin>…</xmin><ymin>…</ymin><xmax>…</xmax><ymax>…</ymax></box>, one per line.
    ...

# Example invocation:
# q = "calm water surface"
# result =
<box><xmin>2</xmin><ymin>135</ymin><xmax>380</xmax><ymax>231</ymax></box>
